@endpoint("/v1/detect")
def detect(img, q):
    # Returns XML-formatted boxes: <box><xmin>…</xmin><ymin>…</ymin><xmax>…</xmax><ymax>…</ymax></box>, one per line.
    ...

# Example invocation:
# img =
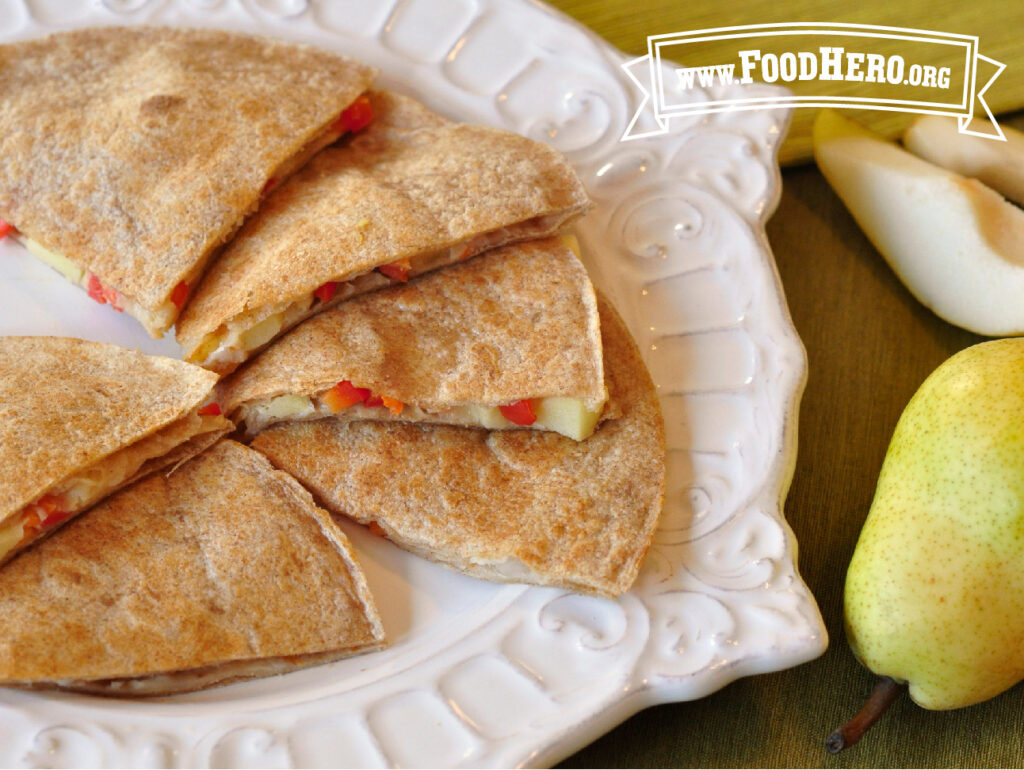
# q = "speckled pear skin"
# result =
<box><xmin>844</xmin><ymin>338</ymin><xmax>1024</xmax><ymax>710</ymax></box>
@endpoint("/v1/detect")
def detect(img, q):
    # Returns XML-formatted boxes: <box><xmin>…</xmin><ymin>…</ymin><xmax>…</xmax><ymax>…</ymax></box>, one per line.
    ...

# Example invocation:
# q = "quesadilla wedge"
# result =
<box><xmin>219</xmin><ymin>236</ymin><xmax>607</xmax><ymax>441</ymax></box>
<box><xmin>175</xmin><ymin>89</ymin><xmax>591</xmax><ymax>374</ymax></box>
<box><xmin>0</xmin><ymin>440</ymin><xmax>385</xmax><ymax>696</ymax></box>
<box><xmin>0</xmin><ymin>26</ymin><xmax>376</xmax><ymax>337</ymax></box>
<box><xmin>252</xmin><ymin>293</ymin><xmax>666</xmax><ymax>598</ymax></box>
<box><xmin>0</xmin><ymin>337</ymin><xmax>232</xmax><ymax>566</ymax></box>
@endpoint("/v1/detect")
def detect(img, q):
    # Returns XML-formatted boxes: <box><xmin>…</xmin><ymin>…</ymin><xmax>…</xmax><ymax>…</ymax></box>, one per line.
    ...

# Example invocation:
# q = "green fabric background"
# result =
<box><xmin>547</xmin><ymin>1</ymin><xmax>1024</xmax><ymax>766</ymax></box>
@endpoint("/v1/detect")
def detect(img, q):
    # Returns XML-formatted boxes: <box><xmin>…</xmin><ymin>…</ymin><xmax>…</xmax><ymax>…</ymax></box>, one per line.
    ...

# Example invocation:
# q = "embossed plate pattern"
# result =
<box><xmin>0</xmin><ymin>1</ymin><xmax>827</xmax><ymax>767</ymax></box>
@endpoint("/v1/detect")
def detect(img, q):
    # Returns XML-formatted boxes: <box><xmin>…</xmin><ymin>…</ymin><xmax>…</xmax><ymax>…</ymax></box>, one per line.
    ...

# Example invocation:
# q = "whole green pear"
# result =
<box><xmin>845</xmin><ymin>338</ymin><xmax>1024</xmax><ymax>715</ymax></box>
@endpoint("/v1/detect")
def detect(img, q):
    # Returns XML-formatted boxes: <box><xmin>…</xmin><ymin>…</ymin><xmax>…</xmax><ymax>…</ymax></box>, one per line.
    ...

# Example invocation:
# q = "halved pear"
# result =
<box><xmin>904</xmin><ymin>116</ymin><xmax>1024</xmax><ymax>206</ymax></box>
<box><xmin>814</xmin><ymin>109</ymin><xmax>1024</xmax><ymax>336</ymax></box>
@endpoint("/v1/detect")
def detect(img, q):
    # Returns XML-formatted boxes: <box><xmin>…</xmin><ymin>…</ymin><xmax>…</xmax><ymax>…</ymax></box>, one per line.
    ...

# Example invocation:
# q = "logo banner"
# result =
<box><xmin>622</xmin><ymin>22</ymin><xmax>1005</xmax><ymax>142</ymax></box>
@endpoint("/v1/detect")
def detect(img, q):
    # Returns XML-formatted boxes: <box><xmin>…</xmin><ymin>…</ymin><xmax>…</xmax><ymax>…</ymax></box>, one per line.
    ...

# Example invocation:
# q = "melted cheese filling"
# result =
<box><xmin>0</xmin><ymin>413</ymin><xmax>229</xmax><ymax>563</ymax></box>
<box><xmin>189</xmin><ymin>212</ymin><xmax>573</xmax><ymax>373</ymax></box>
<box><xmin>239</xmin><ymin>390</ymin><xmax>603</xmax><ymax>442</ymax></box>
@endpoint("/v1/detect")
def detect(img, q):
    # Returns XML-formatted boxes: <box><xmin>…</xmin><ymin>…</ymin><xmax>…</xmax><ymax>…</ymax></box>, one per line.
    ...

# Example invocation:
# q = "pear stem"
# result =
<box><xmin>825</xmin><ymin>676</ymin><xmax>906</xmax><ymax>754</ymax></box>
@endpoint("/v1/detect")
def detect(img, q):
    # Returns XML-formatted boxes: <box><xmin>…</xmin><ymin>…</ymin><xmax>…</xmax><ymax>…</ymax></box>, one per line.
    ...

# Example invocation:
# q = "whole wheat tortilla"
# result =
<box><xmin>218</xmin><ymin>237</ymin><xmax>605</xmax><ymax>423</ymax></box>
<box><xmin>0</xmin><ymin>337</ymin><xmax>221</xmax><ymax>521</ymax></box>
<box><xmin>175</xmin><ymin>89</ymin><xmax>591</xmax><ymax>359</ymax></box>
<box><xmin>251</xmin><ymin>294</ymin><xmax>666</xmax><ymax>598</ymax></box>
<box><xmin>0</xmin><ymin>27</ymin><xmax>376</xmax><ymax>335</ymax></box>
<box><xmin>0</xmin><ymin>440</ymin><xmax>385</xmax><ymax>695</ymax></box>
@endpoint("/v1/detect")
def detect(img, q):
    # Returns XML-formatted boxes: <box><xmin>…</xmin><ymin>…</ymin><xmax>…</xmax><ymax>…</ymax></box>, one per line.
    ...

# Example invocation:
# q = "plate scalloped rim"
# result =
<box><xmin>0</xmin><ymin>1</ymin><xmax>826</xmax><ymax>767</ymax></box>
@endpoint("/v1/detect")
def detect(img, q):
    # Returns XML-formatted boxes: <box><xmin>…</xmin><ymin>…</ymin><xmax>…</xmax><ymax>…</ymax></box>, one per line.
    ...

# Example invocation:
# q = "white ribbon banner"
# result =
<box><xmin>621</xmin><ymin>22</ymin><xmax>1005</xmax><ymax>142</ymax></box>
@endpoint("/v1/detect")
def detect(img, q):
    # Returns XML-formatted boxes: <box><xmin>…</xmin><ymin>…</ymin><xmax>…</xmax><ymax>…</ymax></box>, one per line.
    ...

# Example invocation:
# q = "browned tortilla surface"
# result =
<box><xmin>251</xmin><ymin>294</ymin><xmax>666</xmax><ymax>598</ymax></box>
<box><xmin>0</xmin><ymin>336</ymin><xmax>219</xmax><ymax>520</ymax></box>
<box><xmin>0</xmin><ymin>440</ymin><xmax>385</xmax><ymax>693</ymax></box>
<box><xmin>219</xmin><ymin>237</ymin><xmax>605</xmax><ymax>415</ymax></box>
<box><xmin>0</xmin><ymin>26</ymin><xmax>375</xmax><ymax>333</ymax></box>
<box><xmin>175</xmin><ymin>89</ymin><xmax>591</xmax><ymax>354</ymax></box>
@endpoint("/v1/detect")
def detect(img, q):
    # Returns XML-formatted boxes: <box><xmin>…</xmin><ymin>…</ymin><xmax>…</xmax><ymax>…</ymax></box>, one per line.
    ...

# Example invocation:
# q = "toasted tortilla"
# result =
<box><xmin>0</xmin><ymin>337</ymin><xmax>231</xmax><ymax>565</ymax></box>
<box><xmin>218</xmin><ymin>237</ymin><xmax>607</xmax><ymax>440</ymax></box>
<box><xmin>251</xmin><ymin>294</ymin><xmax>666</xmax><ymax>598</ymax></box>
<box><xmin>175</xmin><ymin>89</ymin><xmax>591</xmax><ymax>373</ymax></box>
<box><xmin>0</xmin><ymin>26</ymin><xmax>376</xmax><ymax>336</ymax></box>
<box><xmin>0</xmin><ymin>440</ymin><xmax>385</xmax><ymax>696</ymax></box>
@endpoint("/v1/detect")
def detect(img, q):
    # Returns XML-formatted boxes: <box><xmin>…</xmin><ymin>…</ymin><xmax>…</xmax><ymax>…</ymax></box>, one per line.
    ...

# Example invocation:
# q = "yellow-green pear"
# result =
<box><xmin>828</xmin><ymin>338</ymin><xmax>1024</xmax><ymax>752</ymax></box>
<box><xmin>813</xmin><ymin>109</ymin><xmax>1024</xmax><ymax>336</ymax></box>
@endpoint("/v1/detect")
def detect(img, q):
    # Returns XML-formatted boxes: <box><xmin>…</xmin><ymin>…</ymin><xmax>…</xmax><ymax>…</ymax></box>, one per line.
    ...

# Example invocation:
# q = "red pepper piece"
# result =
<box><xmin>87</xmin><ymin>273</ymin><xmax>107</xmax><ymax>304</ymax></box>
<box><xmin>363</xmin><ymin>393</ymin><xmax>403</xmax><ymax>415</ymax></box>
<box><xmin>171</xmin><ymin>280</ymin><xmax>189</xmax><ymax>310</ymax></box>
<box><xmin>378</xmin><ymin>258</ymin><xmax>411</xmax><ymax>283</ymax></box>
<box><xmin>262</xmin><ymin>177</ymin><xmax>277</xmax><ymax>196</ymax></box>
<box><xmin>103</xmin><ymin>285</ymin><xmax>124</xmax><ymax>312</ymax></box>
<box><xmin>21</xmin><ymin>509</ymin><xmax>41</xmax><ymax>536</ymax></box>
<box><xmin>23</xmin><ymin>494</ymin><xmax>70</xmax><ymax>535</ymax></box>
<box><xmin>86</xmin><ymin>273</ymin><xmax>123</xmax><ymax>311</ymax></box>
<box><xmin>36</xmin><ymin>494</ymin><xmax>65</xmax><ymax>517</ymax></box>
<box><xmin>40</xmin><ymin>509</ymin><xmax>72</xmax><ymax>528</ymax></box>
<box><xmin>323</xmin><ymin>380</ymin><xmax>371</xmax><ymax>412</ymax></box>
<box><xmin>197</xmin><ymin>403</ymin><xmax>222</xmax><ymax>417</ymax></box>
<box><xmin>333</xmin><ymin>94</ymin><xmax>374</xmax><ymax>134</ymax></box>
<box><xmin>499</xmin><ymin>399</ymin><xmax>537</xmax><ymax>426</ymax></box>
<box><xmin>0</xmin><ymin>220</ymin><xmax>12</xmax><ymax>238</ymax></box>
<box><xmin>313</xmin><ymin>281</ymin><xmax>338</xmax><ymax>303</ymax></box>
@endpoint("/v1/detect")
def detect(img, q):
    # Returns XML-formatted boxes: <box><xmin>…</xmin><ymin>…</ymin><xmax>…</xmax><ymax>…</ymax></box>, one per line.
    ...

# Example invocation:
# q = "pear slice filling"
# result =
<box><xmin>22</xmin><ymin>237</ymin><xmax>84</xmax><ymax>283</ymax></box>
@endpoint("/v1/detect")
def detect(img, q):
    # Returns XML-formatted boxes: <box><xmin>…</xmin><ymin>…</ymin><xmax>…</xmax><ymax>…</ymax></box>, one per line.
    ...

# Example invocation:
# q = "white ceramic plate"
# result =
<box><xmin>0</xmin><ymin>1</ymin><xmax>827</xmax><ymax>767</ymax></box>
